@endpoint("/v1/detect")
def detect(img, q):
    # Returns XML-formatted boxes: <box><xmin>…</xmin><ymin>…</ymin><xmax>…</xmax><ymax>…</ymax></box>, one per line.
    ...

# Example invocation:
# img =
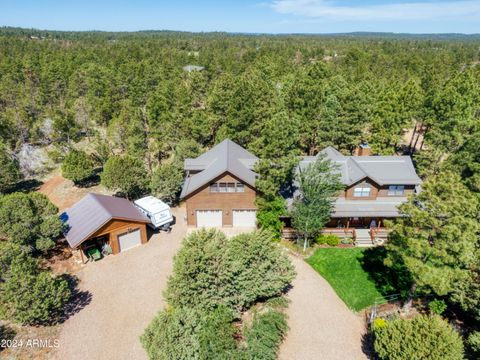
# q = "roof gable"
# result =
<box><xmin>299</xmin><ymin>146</ymin><xmax>422</xmax><ymax>186</ymax></box>
<box><xmin>180</xmin><ymin>139</ymin><xmax>259</xmax><ymax>199</ymax></box>
<box><xmin>63</xmin><ymin>193</ymin><xmax>148</xmax><ymax>248</ymax></box>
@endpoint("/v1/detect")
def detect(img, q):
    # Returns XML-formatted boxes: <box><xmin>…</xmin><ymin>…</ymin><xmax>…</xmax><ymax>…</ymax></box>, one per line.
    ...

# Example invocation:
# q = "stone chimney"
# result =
<box><xmin>354</xmin><ymin>141</ymin><xmax>371</xmax><ymax>156</ymax></box>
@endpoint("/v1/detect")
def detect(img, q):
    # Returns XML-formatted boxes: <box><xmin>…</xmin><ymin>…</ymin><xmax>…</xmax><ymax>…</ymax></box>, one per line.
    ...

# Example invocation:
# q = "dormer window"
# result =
<box><xmin>388</xmin><ymin>185</ymin><xmax>405</xmax><ymax>196</ymax></box>
<box><xmin>353</xmin><ymin>186</ymin><xmax>371</xmax><ymax>197</ymax></box>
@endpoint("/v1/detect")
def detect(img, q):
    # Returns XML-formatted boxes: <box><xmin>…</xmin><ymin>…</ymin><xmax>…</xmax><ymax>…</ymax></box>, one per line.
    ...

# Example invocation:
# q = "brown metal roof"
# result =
<box><xmin>62</xmin><ymin>193</ymin><xmax>149</xmax><ymax>249</ymax></box>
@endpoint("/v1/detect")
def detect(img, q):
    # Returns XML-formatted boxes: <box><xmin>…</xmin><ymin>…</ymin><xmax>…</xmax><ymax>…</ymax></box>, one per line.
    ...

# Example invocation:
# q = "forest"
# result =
<box><xmin>0</xmin><ymin>27</ymin><xmax>479</xmax><ymax>358</ymax></box>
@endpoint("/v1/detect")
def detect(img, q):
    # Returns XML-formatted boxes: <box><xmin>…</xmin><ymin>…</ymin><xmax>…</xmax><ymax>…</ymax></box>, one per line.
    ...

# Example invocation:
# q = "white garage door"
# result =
<box><xmin>118</xmin><ymin>229</ymin><xmax>141</xmax><ymax>252</ymax></box>
<box><xmin>196</xmin><ymin>210</ymin><xmax>222</xmax><ymax>227</ymax></box>
<box><xmin>233</xmin><ymin>210</ymin><xmax>257</xmax><ymax>227</ymax></box>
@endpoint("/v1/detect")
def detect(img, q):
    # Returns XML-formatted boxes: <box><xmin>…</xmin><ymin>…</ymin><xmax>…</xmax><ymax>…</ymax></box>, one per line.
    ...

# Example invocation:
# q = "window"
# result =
<box><xmin>353</xmin><ymin>187</ymin><xmax>371</xmax><ymax>197</ymax></box>
<box><xmin>210</xmin><ymin>182</ymin><xmax>246</xmax><ymax>193</ymax></box>
<box><xmin>388</xmin><ymin>185</ymin><xmax>405</xmax><ymax>196</ymax></box>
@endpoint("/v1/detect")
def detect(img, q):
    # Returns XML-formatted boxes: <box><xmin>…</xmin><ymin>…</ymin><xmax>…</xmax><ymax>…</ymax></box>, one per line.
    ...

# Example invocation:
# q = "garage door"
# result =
<box><xmin>118</xmin><ymin>229</ymin><xmax>141</xmax><ymax>252</ymax></box>
<box><xmin>196</xmin><ymin>210</ymin><xmax>222</xmax><ymax>227</ymax></box>
<box><xmin>233</xmin><ymin>210</ymin><xmax>257</xmax><ymax>227</ymax></box>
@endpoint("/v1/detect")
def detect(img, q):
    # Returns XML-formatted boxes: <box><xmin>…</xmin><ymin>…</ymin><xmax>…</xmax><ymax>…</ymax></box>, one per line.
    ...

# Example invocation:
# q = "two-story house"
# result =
<box><xmin>180</xmin><ymin>139</ymin><xmax>259</xmax><ymax>228</ymax></box>
<box><xmin>292</xmin><ymin>145</ymin><xmax>422</xmax><ymax>244</ymax></box>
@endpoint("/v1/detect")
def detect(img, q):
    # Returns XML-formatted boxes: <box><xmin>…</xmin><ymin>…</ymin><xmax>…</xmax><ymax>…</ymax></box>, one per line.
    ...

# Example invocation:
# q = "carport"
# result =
<box><xmin>62</xmin><ymin>193</ymin><xmax>150</xmax><ymax>262</ymax></box>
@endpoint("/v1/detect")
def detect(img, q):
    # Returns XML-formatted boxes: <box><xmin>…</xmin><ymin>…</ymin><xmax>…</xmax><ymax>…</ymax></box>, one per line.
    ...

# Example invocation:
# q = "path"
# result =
<box><xmin>54</xmin><ymin>207</ymin><xmax>186</xmax><ymax>360</ymax></box>
<box><xmin>279</xmin><ymin>255</ymin><xmax>368</xmax><ymax>360</ymax></box>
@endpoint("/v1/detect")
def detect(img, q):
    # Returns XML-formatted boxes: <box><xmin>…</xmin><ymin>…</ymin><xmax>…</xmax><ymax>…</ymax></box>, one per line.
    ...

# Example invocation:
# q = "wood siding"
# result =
<box><xmin>185</xmin><ymin>172</ymin><xmax>257</xmax><ymax>226</ymax></box>
<box><xmin>344</xmin><ymin>177</ymin><xmax>415</xmax><ymax>200</ymax></box>
<box><xmin>91</xmin><ymin>219</ymin><xmax>148</xmax><ymax>254</ymax></box>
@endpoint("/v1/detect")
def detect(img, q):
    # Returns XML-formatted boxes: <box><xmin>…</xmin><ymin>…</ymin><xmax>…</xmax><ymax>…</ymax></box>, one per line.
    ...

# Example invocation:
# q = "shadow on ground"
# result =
<box><xmin>52</xmin><ymin>275</ymin><xmax>92</xmax><ymax>326</ymax></box>
<box><xmin>0</xmin><ymin>324</ymin><xmax>16</xmax><ymax>352</ymax></box>
<box><xmin>360</xmin><ymin>247</ymin><xmax>412</xmax><ymax>299</ymax></box>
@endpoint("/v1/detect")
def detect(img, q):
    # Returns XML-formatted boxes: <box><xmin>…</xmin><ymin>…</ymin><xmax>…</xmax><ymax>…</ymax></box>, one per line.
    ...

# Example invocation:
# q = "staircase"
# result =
<box><xmin>355</xmin><ymin>228</ymin><xmax>374</xmax><ymax>247</ymax></box>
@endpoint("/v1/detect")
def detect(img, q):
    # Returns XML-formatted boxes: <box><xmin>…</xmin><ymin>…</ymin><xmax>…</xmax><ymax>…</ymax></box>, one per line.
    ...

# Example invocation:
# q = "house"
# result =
<box><xmin>290</xmin><ymin>144</ymin><xmax>422</xmax><ymax>244</ymax></box>
<box><xmin>63</xmin><ymin>193</ymin><xmax>150</xmax><ymax>260</ymax></box>
<box><xmin>180</xmin><ymin>139</ymin><xmax>259</xmax><ymax>228</ymax></box>
<box><xmin>183</xmin><ymin>64</ymin><xmax>204</xmax><ymax>72</ymax></box>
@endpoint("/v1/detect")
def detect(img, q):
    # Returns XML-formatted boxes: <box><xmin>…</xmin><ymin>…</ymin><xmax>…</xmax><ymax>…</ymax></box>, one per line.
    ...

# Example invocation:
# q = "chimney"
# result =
<box><xmin>355</xmin><ymin>141</ymin><xmax>371</xmax><ymax>156</ymax></box>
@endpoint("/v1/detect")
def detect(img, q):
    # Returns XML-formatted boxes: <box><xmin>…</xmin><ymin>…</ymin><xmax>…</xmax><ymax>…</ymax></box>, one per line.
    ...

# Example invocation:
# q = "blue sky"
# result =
<box><xmin>1</xmin><ymin>0</ymin><xmax>479</xmax><ymax>34</ymax></box>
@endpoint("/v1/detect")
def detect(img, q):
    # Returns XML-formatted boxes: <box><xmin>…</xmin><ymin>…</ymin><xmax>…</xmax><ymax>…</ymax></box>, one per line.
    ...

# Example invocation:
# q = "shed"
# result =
<box><xmin>62</xmin><ymin>193</ymin><xmax>150</xmax><ymax>258</ymax></box>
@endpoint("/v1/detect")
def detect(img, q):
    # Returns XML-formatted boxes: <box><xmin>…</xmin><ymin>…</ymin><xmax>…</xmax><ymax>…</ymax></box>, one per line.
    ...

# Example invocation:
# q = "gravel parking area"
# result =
<box><xmin>54</xmin><ymin>207</ymin><xmax>186</xmax><ymax>360</ymax></box>
<box><xmin>279</xmin><ymin>255</ymin><xmax>368</xmax><ymax>360</ymax></box>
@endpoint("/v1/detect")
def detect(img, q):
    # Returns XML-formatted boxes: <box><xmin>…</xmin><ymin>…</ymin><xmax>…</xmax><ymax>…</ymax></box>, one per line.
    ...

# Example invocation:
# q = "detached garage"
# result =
<box><xmin>63</xmin><ymin>193</ymin><xmax>150</xmax><ymax>262</ymax></box>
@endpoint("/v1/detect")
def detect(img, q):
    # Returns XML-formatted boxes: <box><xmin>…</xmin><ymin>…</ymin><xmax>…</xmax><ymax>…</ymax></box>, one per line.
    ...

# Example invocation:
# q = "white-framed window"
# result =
<box><xmin>388</xmin><ymin>185</ymin><xmax>405</xmax><ymax>196</ymax></box>
<box><xmin>210</xmin><ymin>182</ymin><xmax>246</xmax><ymax>193</ymax></box>
<box><xmin>353</xmin><ymin>186</ymin><xmax>371</xmax><ymax>197</ymax></box>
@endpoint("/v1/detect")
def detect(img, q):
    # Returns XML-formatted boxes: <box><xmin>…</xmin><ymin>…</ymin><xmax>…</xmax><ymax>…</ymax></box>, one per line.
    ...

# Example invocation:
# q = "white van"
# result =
<box><xmin>134</xmin><ymin>196</ymin><xmax>173</xmax><ymax>231</ymax></box>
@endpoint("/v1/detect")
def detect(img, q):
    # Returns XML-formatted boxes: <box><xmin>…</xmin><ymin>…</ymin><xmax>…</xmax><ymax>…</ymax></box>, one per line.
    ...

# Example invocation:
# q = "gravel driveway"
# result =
<box><xmin>54</xmin><ymin>207</ymin><xmax>186</xmax><ymax>360</ymax></box>
<box><xmin>279</xmin><ymin>255</ymin><xmax>368</xmax><ymax>360</ymax></box>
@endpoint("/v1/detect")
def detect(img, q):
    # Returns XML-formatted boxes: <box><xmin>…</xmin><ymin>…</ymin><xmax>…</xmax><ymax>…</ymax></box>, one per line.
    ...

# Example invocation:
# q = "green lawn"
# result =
<box><xmin>306</xmin><ymin>248</ymin><xmax>387</xmax><ymax>311</ymax></box>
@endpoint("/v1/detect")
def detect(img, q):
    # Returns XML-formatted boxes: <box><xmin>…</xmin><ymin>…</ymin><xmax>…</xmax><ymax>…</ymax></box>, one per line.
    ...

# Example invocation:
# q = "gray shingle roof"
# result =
<box><xmin>299</xmin><ymin>146</ymin><xmax>422</xmax><ymax>186</ymax></box>
<box><xmin>62</xmin><ymin>193</ymin><xmax>149</xmax><ymax>249</ymax></box>
<box><xmin>180</xmin><ymin>139</ymin><xmax>259</xmax><ymax>199</ymax></box>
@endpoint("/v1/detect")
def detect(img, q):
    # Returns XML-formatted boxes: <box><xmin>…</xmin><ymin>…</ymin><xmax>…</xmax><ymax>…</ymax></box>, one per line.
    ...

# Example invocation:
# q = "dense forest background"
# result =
<box><xmin>1</xmin><ymin>27</ymin><xmax>479</xmax><ymax>182</ymax></box>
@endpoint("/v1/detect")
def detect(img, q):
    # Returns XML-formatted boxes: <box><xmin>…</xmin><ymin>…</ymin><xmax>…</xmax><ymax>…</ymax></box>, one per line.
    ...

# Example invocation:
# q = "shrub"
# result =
<box><xmin>101</xmin><ymin>155</ymin><xmax>148</xmax><ymax>199</ymax></box>
<box><xmin>372</xmin><ymin>317</ymin><xmax>387</xmax><ymax>330</ymax></box>
<box><xmin>374</xmin><ymin>315</ymin><xmax>464</xmax><ymax>360</ymax></box>
<box><xmin>0</xmin><ymin>192</ymin><xmax>63</xmax><ymax>252</ymax></box>
<box><xmin>141</xmin><ymin>306</ymin><xmax>241</xmax><ymax>360</ymax></box>
<box><xmin>165</xmin><ymin>229</ymin><xmax>295</xmax><ymax>314</ymax></box>
<box><xmin>316</xmin><ymin>234</ymin><xmax>340</xmax><ymax>246</ymax></box>
<box><xmin>428</xmin><ymin>299</ymin><xmax>447</xmax><ymax>315</ymax></box>
<box><xmin>467</xmin><ymin>331</ymin><xmax>480</xmax><ymax>358</ymax></box>
<box><xmin>341</xmin><ymin>237</ymin><xmax>352</xmax><ymax>245</ymax></box>
<box><xmin>61</xmin><ymin>149</ymin><xmax>95</xmax><ymax>185</ymax></box>
<box><xmin>0</xmin><ymin>243</ymin><xmax>71</xmax><ymax>325</ymax></box>
<box><xmin>244</xmin><ymin>309</ymin><xmax>288</xmax><ymax>360</ymax></box>
<box><xmin>255</xmin><ymin>197</ymin><xmax>287</xmax><ymax>239</ymax></box>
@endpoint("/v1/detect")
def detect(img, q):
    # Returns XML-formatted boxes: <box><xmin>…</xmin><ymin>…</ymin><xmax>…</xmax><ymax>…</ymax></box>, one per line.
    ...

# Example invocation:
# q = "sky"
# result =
<box><xmin>0</xmin><ymin>0</ymin><xmax>479</xmax><ymax>34</ymax></box>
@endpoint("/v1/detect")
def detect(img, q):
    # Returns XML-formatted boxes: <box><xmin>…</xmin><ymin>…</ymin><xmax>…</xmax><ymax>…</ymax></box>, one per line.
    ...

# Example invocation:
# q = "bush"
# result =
<box><xmin>316</xmin><ymin>234</ymin><xmax>340</xmax><ymax>246</ymax></box>
<box><xmin>101</xmin><ymin>155</ymin><xmax>148</xmax><ymax>199</ymax></box>
<box><xmin>244</xmin><ymin>309</ymin><xmax>288</xmax><ymax>360</ymax></box>
<box><xmin>165</xmin><ymin>229</ymin><xmax>295</xmax><ymax>314</ymax></box>
<box><xmin>0</xmin><ymin>243</ymin><xmax>71</xmax><ymax>325</ymax></box>
<box><xmin>255</xmin><ymin>197</ymin><xmax>287</xmax><ymax>239</ymax></box>
<box><xmin>467</xmin><ymin>331</ymin><xmax>480</xmax><ymax>358</ymax></box>
<box><xmin>141</xmin><ymin>306</ymin><xmax>241</xmax><ymax>360</ymax></box>
<box><xmin>0</xmin><ymin>192</ymin><xmax>63</xmax><ymax>252</ymax></box>
<box><xmin>61</xmin><ymin>149</ymin><xmax>95</xmax><ymax>185</ymax></box>
<box><xmin>428</xmin><ymin>299</ymin><xmax>447</xmax><ymax>315</ymax></box>
<box><xmin>374</xmin><ymin>315</ymin><xmax>464</xmax><ymax>360</ymax></box>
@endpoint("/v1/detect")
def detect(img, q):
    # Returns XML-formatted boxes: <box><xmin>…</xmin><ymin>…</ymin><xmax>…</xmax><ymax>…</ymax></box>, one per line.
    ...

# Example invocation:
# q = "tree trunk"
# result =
<box><xmin>408</xmin><ymin>121</ymin><xmax>418</xmax><ymax>154</ymax></box>
<box><xmin>303</xmin><ymin>235</ymin><xmax>308</xmax><ymax>252</ymax></box>
<box><xmin>403</xmin><ymin>282</ymin><xmax>417</xmax><ymax>312</ymax></box>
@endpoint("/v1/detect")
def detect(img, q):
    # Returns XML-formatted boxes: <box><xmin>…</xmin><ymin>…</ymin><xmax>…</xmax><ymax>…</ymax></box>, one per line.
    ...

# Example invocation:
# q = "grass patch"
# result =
<box><xmin>306</xmin><ymin>248</ymin><xmax>387</xmax><ymax>311</ymax></box>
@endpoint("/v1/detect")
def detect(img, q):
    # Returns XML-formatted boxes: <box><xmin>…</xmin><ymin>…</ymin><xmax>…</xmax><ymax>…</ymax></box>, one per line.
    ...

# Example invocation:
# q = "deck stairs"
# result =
<box><xmin>355</xmin><ymin>228</ymin><xmax>374</xmax><ymax>247</ymax></box>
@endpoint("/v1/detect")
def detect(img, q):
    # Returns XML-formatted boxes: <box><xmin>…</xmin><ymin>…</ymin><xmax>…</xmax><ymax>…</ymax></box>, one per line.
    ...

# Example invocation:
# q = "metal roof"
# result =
<box><xmin>331</xmin><ymin>198</ymin><xmax>406</xmax><ymax>218</ymax></box>
<box><xmin>298</xmin><ymin>146</ymin><xmax>422</xmax><ymax>186</ymax></box>
<box><xmin>62</xmin><ymin>193</ymin><xmax>149</xmax><ymax>249</ymax></box>
<box><xmin>180</xmin><ymin>139</ymin><xmax>259</xmax><ymax>199</ymax></box>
